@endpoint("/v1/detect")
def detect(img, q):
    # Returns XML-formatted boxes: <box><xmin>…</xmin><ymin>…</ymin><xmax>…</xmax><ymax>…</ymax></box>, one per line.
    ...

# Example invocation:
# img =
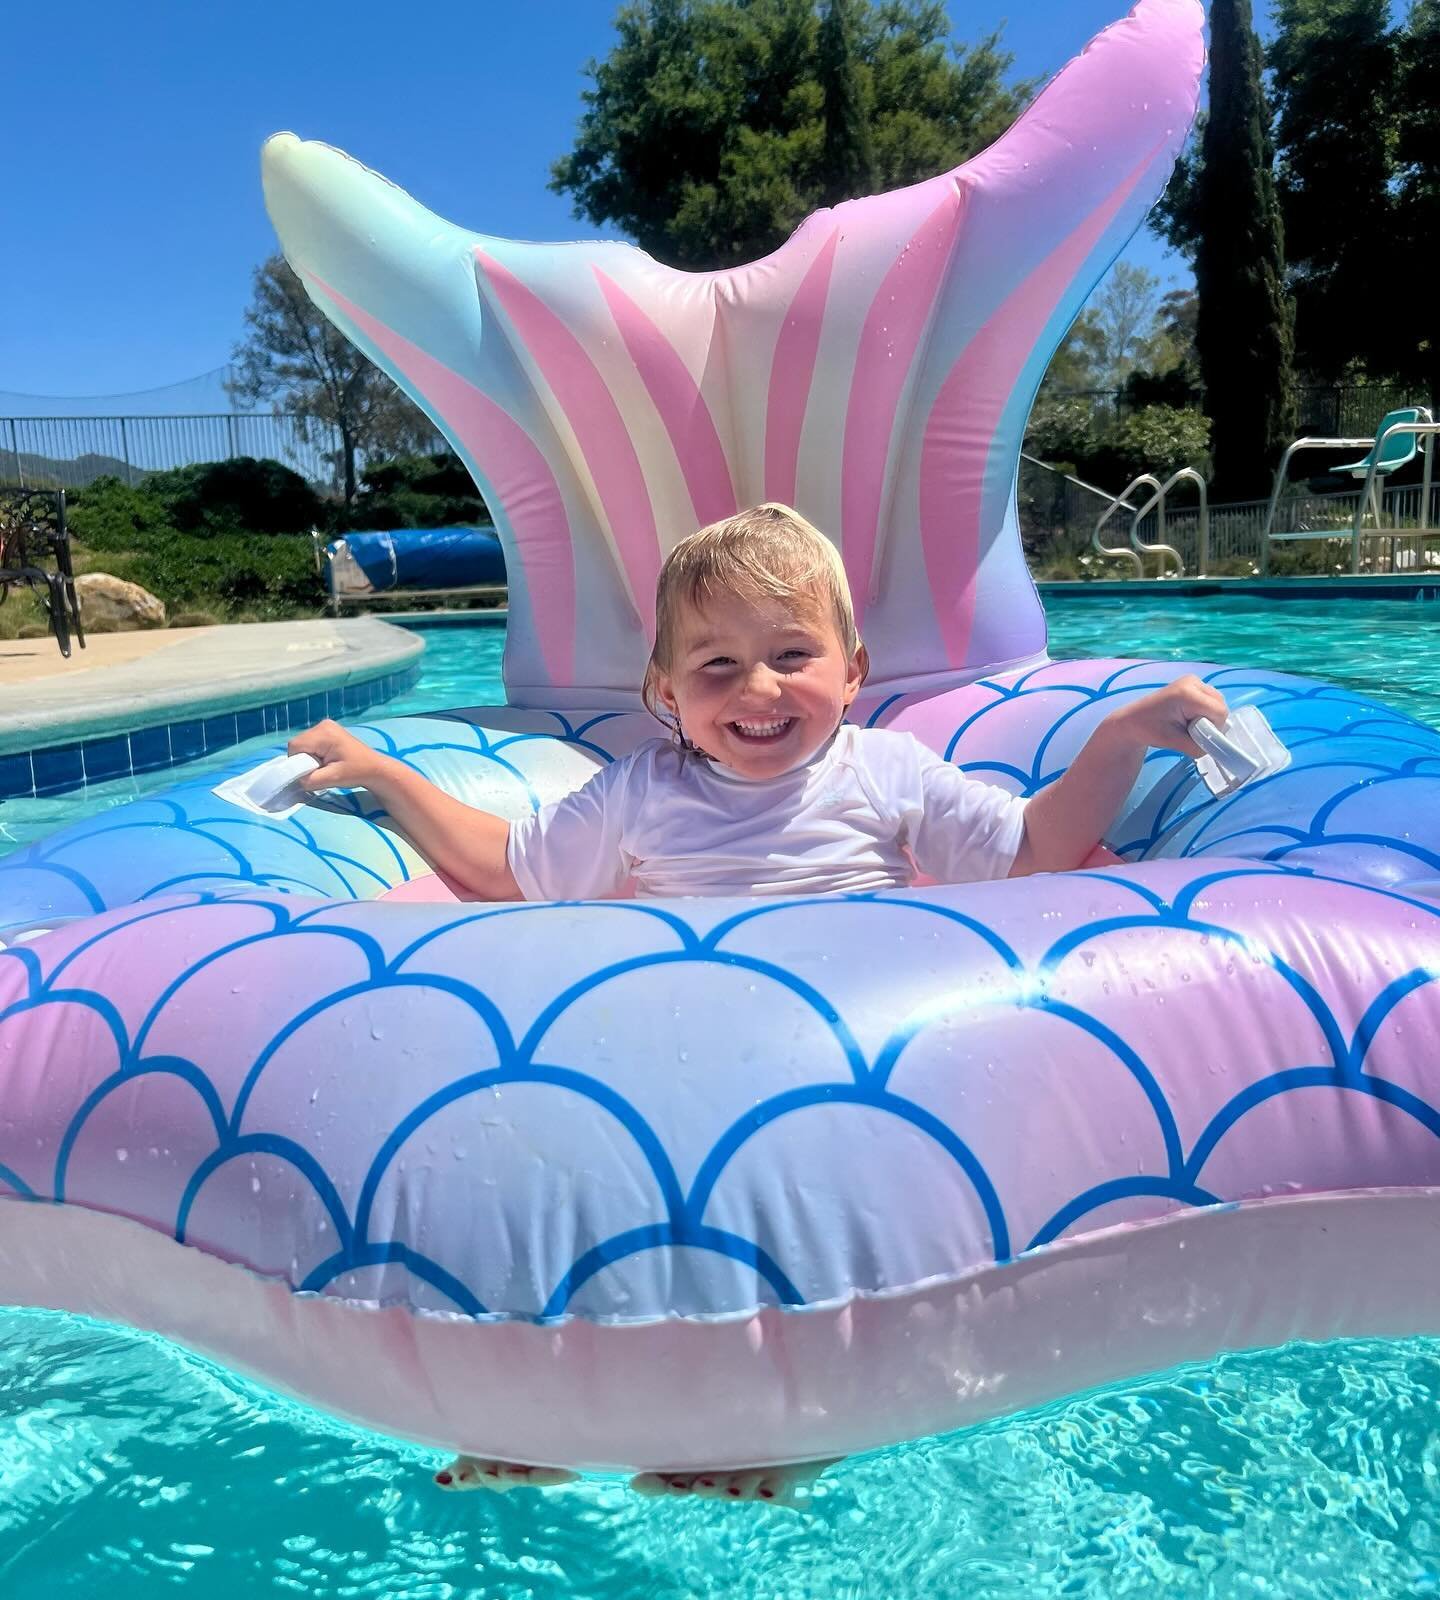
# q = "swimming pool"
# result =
<box><xmin>4</xmin><ymin>594</ymin><xmax>1440</xmax><ymax>1594</ymax></box>
<box><xmin>3</xmin><ymin>592</ymin><xmax>1438</xmax><ymax>859</ymax></box>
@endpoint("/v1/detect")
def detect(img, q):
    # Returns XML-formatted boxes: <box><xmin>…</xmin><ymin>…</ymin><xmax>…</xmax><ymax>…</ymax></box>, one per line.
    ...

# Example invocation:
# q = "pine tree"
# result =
<box><xmin>816</xmin><ymin>0</ymin><xmax>876</xmax><ymax>207</ymax></box>
<box><xmin>1193</xmin><ymin>0</ymin><xmax>1297</xmax><ymax>500</ymax></box>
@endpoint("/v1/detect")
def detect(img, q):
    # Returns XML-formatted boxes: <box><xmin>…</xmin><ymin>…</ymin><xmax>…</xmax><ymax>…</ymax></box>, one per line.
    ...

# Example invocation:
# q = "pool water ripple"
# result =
<box><xmin>4</xmin><ymin>1312</ymin><xmax>1440</xmax><ymax>1597</ymax></box>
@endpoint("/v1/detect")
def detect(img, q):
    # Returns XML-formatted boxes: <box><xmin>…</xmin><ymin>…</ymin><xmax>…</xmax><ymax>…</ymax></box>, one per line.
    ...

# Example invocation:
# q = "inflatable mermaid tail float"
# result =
<box><xmin>3</xmin><ymin>0</ymin><xmax>1440</xmax><ymax>1472</ymax></box>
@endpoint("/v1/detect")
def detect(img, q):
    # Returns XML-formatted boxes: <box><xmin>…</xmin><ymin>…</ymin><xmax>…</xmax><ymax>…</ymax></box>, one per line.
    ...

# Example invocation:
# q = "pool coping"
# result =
<box><xmin>0</xmin><ymin>618</ymin><xmax>424</xmax><ymax>800</ymax></box>
<box><xmin>1039</xmin><ymin>575</ymin><xmax>1440</xmax><ymax>601</ymax></box>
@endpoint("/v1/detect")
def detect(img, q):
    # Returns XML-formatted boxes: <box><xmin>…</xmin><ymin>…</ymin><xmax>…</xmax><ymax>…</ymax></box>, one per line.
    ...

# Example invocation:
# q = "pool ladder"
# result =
<box><xmin>1093</xmin><ymin>469</ymin><xmax>1209</xmax><ymax>578</ymax></box>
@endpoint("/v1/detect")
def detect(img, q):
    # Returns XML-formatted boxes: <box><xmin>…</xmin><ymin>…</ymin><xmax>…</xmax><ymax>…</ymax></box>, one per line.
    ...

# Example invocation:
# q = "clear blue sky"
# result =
<box><xmin>4</xmin><ymin>0</ymin><xmax>1197</xmax><ymax>407</ymax></box>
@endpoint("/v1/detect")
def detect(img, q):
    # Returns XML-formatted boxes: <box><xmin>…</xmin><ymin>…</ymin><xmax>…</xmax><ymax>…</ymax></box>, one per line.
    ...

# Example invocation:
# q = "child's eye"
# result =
<box><xmin>778</xmin><ymin>649</ymin><xmax>812</xmax><ymax>662</ymax></box>
<box><xmin>702</xmin><ymin>656</ymin><xmax>735</xmax><ymax>669</ymax></box>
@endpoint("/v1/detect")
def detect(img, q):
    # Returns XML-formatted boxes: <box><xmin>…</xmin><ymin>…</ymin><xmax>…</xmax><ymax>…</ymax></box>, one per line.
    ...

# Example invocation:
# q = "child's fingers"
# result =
<box><xmin>298</xmin><ymin>763</ymin><xmax>342</xmax><ymax>792</ymax></box>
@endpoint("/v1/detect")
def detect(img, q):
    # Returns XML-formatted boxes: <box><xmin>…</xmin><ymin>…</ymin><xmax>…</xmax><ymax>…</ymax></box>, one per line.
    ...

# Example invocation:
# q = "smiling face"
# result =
<box><xmin>652</xmin><ymin>586</ymin><xmax>867</xmax><ymax>779</ymax></box>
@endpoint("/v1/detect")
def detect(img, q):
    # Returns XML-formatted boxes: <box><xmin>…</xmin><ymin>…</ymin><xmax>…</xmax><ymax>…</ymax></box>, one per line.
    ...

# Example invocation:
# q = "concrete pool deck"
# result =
<box><xmin>0</xmin><ymin>617</ymin><xmax>423</xmax><ymax>783</ymax></box>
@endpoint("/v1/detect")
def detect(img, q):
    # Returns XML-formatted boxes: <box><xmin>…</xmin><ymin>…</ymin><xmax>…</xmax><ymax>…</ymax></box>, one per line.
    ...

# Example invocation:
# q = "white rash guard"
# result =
<box><xmin>506</xmin><ymin>726</ymin><xmax>1029</xmax><ymax>901</ymax></box>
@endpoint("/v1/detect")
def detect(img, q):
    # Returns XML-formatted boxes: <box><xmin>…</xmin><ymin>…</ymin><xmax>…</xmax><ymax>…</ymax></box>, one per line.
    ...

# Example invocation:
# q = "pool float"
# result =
<box><xmin>3</xmin><ymin>0</ymin><xmax>1440</xmax><ymax>1474</ymax></box>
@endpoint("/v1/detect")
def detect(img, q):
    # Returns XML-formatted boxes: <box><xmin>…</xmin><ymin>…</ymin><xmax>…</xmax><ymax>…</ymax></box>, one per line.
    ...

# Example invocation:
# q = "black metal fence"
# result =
<box><xmin>1055</xmin><ymin>383</ymin><xmax>1423</xmax><ymax>438</ymax></box>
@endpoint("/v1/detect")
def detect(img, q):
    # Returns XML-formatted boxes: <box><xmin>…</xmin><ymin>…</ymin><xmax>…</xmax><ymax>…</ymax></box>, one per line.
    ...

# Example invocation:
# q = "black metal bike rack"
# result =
<box><xmin>0</xmin><ymin>487</ymin><xmax>86</xmax><ymax>658</ymax></box>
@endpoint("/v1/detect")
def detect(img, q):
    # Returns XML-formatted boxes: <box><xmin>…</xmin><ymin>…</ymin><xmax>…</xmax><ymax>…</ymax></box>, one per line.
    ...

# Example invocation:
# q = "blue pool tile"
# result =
<box><xmin>202</xmin><ymin>714</ymin><xmax>237</xmax><ymax>752</ymax></box>
<box><xmin>263</xmin><ymin>704</ymin><xmax>281</xmax><ymax>733</ymax></box>
<box><xmin>31</xmin><ymin>745</ymin><xmax>85</xmax><ymax>795</ymax></box>
<box><xmin>324</xmin><ymin>689</ymin><xmax>343</xmax><ymax>719</ymax></box>
<box><xmin>81</xmin><ymin>736</ymin><xmax>131</xmax><ymax>784</ymax></box>
<box><xmin>129</xmin><ymin>725</ymin><xmax>171</xmax><ymax>772</ymax></box>
<box><xmin>342</xmin><ymin>682</ymin><xmax>367</xmax><ymax>714</ymax></box>
<box><xmin>169</xmin><ymin>719</ymin><xmax>205</xmax><ymax>763</ymax></box>
<box><xmin>235</xmin><ymin>708</ymin><xmax>266</xmax><ymax>743</ymax></box>
<box><xmin>0</xmin><ymin>751</ymin><xmax>34</xmax><ymax>799</ymax></box>
<box><xmin>304</xmin><ymin>694</ymin><xmax>327</xmax><ymax>724</ymax></box>
<box><xmin>285</xmin><ymin>697</ymin><xmax>311</xmax><ymax>730</ymax></box>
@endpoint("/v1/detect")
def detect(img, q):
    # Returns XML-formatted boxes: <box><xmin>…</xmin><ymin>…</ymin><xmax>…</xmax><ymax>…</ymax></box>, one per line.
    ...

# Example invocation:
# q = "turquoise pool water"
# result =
<box><xmin>5</xmin><ymin>596</ymin><xmax>1440</xmax><ymax>1594</ymax></box>
<box><xmin>5</xmin><ymin>1315</ymin><xmax>1440</xmax><ymax>1597</ymax></box>
<box><xmin>4</xmin><ymin>593</ymin><xmax>1438</xmax><ymax>858</ymax></box>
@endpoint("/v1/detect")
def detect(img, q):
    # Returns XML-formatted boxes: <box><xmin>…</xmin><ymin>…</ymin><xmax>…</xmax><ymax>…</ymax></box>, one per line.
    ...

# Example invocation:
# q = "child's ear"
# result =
<box><xmin>651</xmin><ymin>668</ymin><xmax>679</xmax><ymax>716</ymax></box>
<box><xmin>843</xmin><ymin>642</ymin><xmax>870</xmax><ymax>705</ymax></box>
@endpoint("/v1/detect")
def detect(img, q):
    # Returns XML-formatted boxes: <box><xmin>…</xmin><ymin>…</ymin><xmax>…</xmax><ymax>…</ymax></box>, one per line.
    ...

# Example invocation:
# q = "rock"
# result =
<box><xmin>74</xmin><ymin>573</ymin><xmax>167</xmax><ymax>631</ymax></box>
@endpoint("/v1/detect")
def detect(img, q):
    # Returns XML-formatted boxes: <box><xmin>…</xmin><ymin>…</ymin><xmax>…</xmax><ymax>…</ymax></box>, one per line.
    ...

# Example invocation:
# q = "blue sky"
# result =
<box><xmin>4</xmin><ymin>0</ymin><xmax>1197</xmax><ymax>407</ymax></box>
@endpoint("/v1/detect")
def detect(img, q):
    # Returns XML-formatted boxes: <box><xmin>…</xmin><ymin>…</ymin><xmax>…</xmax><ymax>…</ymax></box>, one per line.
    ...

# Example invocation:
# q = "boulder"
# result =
<box><xmin>74</xmin><ymin>573</ymin><xmax>167</xmax><ymax>631</ymax></box>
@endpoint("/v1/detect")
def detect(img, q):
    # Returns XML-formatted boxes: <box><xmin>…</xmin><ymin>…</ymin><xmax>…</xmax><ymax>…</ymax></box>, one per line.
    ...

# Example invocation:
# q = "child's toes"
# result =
<box><xmin>434</xmin><ymin>1455</ymin><xmax>575</xmax><ymax>1493</ymax></box>
<box><xmin>631</xmin><ymin>1470</ymin><xmax>702</xmax><ymax>1497</ymax></box>
<box><xmin>628</xmin><ymin>1462</ymin><xmax>834</xmax><ymax>1505</ymax></box>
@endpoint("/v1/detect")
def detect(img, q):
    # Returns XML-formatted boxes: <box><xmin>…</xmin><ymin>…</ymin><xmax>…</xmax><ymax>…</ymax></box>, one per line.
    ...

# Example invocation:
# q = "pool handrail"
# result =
<box><xmin>1126</xmin><ymin>468</ymin><xmax>1208</xmax><ymax>578</ymax></box>
<box><xmin>1093</xmin><ymin>471</ymin><xmax>1198</xmax><ymax>578</ymax></box>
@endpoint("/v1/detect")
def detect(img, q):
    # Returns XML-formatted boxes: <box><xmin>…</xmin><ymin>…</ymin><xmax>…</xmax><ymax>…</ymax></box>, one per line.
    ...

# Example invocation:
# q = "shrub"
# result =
<box><xmin>66</xmin><ymin>476</ymin><xmax>178</xmax><ymax>551</ymax></box>
<box><xmin>348</xmin><ymin>451</ymin><xmax>490</xmax><ymax>531</ymax></box>
<box><xmin>139</xmin><ymin>457</ymin><xmax>329</xmax><ymax>537</ymax></box>
<box><xmin>1103</xmin><ymin>405</ymin><xmax>1212</xmax><ymax>483</ymax></box>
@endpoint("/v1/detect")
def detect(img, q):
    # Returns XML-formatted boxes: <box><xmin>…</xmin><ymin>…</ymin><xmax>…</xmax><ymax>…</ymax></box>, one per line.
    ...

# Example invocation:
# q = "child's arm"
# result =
<box><xmin>288</xmin><ymin>721</ymin><xmax>522</xmax><ymax>900</ymax></box>
<box><xmin>1010</xmin><ymin>675</ymin><xmax>1228</xmax><ymax>877</ymax></box>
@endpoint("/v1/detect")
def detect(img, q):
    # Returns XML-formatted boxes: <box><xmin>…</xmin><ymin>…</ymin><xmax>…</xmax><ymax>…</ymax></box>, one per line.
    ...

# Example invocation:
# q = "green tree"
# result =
<box><xmin>1268</xmin><ymin>0</ymin><xmax>1396</xmax><ymax>381</ymax></box>
<box><xmin>228</xmin><ymin>256</ymin><xmax>438</xmax><ymax>507</ymax></box>
<box><xmin>816</xmin><ymin>0</ymin><xmax>876</xmax><ymax>206</ymax></box>
<box><xmin>1390</xmin><ymin>0</ymin><xmax>1440</xmax><ymax>405</ymax></box>
<box><xmin>549</xmin><ymin>0</ymin><xmax>1029</xmax><ymax>269</ymax></box>
<box><xmin>1192</xmin><ymin>0</ymin><xmax>1296</xmax><ymax>499</ymax></box>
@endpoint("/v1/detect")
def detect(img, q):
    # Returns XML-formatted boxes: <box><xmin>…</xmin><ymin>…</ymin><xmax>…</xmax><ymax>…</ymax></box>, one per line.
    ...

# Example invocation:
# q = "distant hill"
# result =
<box><xmin>1</xmin><ymin>451</ymin><xmax>134</xmax><ymax>491</ymax></box>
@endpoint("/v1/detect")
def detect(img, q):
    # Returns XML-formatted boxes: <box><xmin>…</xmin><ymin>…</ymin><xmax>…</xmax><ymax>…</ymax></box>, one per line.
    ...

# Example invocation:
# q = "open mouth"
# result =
<box><xmin>729</xmin><ymin>717</ymin><xmax>795</xmax><ymax>743</ymax></box>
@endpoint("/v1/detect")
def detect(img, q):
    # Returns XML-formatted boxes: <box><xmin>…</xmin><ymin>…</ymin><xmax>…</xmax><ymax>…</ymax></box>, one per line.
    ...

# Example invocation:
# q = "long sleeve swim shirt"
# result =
<box><xmin>506</xmin><ymin>726</ymin><xmax>1028</xmax><ymax>900</ymax></box>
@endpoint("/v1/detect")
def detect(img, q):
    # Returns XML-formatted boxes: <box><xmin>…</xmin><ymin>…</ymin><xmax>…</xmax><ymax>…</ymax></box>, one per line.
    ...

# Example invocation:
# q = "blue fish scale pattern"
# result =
<box><xmin>0</xmin><ymin>659</ymin><xmax>1437</xmax><ymax>1325</ymax></box>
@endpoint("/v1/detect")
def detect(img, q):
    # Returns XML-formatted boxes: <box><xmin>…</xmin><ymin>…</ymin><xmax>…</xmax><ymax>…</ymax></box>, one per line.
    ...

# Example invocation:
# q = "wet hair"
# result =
<box><xmin>641</xmin><ymin>503</ymin><xmax>863</xmax><ymax>731</ymax></box>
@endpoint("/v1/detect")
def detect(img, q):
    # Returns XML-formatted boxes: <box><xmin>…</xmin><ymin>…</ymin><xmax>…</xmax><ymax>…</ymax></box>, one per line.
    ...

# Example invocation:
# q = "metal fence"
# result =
<box><xmin>0</xmin><ymin>414</ymin><xmax>349</xmax><ymax>493</ymax></box>
<box><xmin>1020</xmin><ymin>452</ymin><xmax>1440</xmax><ymax>572</ymax></box>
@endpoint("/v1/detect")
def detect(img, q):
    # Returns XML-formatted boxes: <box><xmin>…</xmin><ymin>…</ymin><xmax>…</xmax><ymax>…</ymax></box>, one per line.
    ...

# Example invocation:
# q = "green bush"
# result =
<box><xmin>348</xmin><ymin>451</ymin><xmax>490</xmax><ymax>531</ymax></box>
<box><xmin>1100</xmin><ymin>405</ymin><xmax>1212</xmax><ymax>484</ymax></box>
<box><xmin>66</xmin><ymin>476</ymin><xmax>178</xmax><ymax>552</ymax></box>
<box><xmin>139</xmin><ymin>457</ymin><xmax>329</xmax><ymax>537</ymax></box>
<box><xmin>1025</xmin><ymin>405</ymin><xmax>1212</xmax><ymax>494</ymax></box>
<box><xmin>122</xmin><ymin>530</ymin><xmax>322</xmax><ymax>610</ymax></box>
<box><xmin>65</xmin><ymin>473</ymin><xmax>324</xmax><ymax>618</ymax></box>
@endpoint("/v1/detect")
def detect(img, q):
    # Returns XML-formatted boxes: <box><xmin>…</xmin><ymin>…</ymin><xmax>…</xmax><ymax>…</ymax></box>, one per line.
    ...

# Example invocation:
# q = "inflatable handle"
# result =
<box><xmin>213</xmin><ymin>753</ymin><xmax>321</xmax><ymax>817</ymax></box>
<box><xmin>1190</xmin><ymin>707</ymin><xmax>1291</xmax><ymax>798</ymax></box>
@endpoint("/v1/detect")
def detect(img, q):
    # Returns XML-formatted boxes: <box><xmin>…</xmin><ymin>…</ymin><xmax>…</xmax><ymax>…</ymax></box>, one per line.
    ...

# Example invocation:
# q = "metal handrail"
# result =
<box><xmin>1092</xmin><ymin>480</ymin><xmax>1146</xmax><ymax>577</ymax></box>
<box><xmin>1093</xmin><ymin>470</ymin><xmax>1202</xmax><ymax>578</ymax></box>
<box><xmin>1350</xmin><ymin>419</ymin><xmax>1438</xmax><ymax>574</ymax></box>
<box><xmin>1261</xmin><ymin>413</ymin><xmax>1436</xmax><ymax>574</ymax></box>
<box><xmin>1126</xmin><ymin>468</ymin><xmax>1209</xmax><ymax>577</ymax></box>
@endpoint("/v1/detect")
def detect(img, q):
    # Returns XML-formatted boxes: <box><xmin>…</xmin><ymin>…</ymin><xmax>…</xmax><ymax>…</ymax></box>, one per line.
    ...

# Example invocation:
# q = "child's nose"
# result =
<box><xmin>739</xmin><ymin>663</ymin><xmax>783</xmax><ymax>702</ymax></box>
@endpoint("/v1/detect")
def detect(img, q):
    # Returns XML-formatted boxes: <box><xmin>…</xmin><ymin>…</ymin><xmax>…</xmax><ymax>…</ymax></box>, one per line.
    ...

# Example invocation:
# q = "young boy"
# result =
<box><xmin>289</xmin><ymin>502</ymin><xmax>1227</xmax><ymax>1504</ymax></box>
<box><xmin>292</xmin><ymin>503</ymin><xmax>1226</xmax><ymax>902</ymax></box>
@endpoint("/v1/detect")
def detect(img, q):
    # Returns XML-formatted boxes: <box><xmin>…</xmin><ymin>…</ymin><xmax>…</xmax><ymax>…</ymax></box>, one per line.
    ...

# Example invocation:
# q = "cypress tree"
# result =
<box><xmin>1193</xmin><ymin>0</ymin><xmax>1297</xmax><ymax>500</ymax></box>
<box><xmin>1269</xmin><ymin>0</ymin><xmax>1396</xmax><ymax>382</ymax></box>
<box><xmin>816</xmin><ymin>0</ymin><xmax>877</xmax><ymax>207</ymax></box>
<box><xmin>1392</xmin><ymin>0</ymin><xmax>1440</xmax><ymax>408</ymax></box>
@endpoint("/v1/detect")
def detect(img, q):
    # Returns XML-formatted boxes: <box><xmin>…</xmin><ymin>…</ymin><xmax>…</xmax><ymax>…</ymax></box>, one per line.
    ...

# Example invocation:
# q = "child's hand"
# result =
<box><xmin>287</xmin><ymin>720</ymin><xmax>390</xmax><ymax>792</ymax></box>
<box><xmin>1105</xmin><ymin>675</ymin><xmax>1229</xmax><ymax>759</ymax></box>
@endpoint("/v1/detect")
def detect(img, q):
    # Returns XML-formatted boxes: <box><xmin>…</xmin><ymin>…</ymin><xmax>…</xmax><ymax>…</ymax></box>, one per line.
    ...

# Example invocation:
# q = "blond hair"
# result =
<box><xmin>641</xmin><ymin>503</ymin><xmax>862</xmax><ymax>728</ymax></box>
